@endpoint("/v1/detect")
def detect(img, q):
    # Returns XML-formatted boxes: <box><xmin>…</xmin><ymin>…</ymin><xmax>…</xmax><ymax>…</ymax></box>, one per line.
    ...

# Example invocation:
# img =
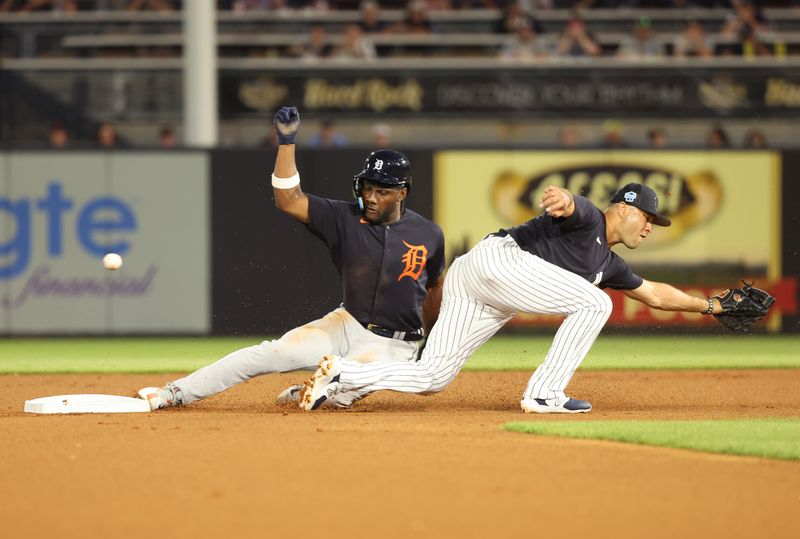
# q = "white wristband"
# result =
<box><xmin>271</xmin><ymin>172</ymin><xmax>300</xmax><ymax>189</ymax></box>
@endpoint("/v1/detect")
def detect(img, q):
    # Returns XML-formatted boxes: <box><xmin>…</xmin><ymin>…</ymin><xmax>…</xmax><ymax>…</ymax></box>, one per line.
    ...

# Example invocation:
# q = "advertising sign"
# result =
<box><xmin>0</xmin><ymin>152</ymin><xmax>209</xmax><ymax>334</ymax></box>
<box><xmin>219</xmin><ymin>67</ymin><xmax>800</xmax><ymax>119</ymax></box>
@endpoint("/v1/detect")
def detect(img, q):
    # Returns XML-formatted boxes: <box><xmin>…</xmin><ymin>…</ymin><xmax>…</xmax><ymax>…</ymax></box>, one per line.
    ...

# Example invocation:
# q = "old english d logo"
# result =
<box><xmin>397</xmin><ymin>240</ymin><xmax>428</xmax><ymax>282</ymax></box>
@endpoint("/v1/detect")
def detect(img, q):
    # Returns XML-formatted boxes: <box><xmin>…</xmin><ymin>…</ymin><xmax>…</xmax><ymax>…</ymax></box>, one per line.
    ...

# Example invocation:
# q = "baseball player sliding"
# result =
<box><xmin>300</xmin><ymin>183</ymin><xmax>752</xmax><ymax>413</ymax></box>
<box><xmin>137</xmin><ymin>106</ymin><xmax>444</xmax><ymax>410</ymax></box>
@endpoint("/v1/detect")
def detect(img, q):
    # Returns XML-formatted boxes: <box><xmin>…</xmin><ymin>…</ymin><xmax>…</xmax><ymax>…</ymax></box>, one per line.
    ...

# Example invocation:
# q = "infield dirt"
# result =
<box><xmin>2</xmin><ymin>369</ymin><xmax>799</xmax><ymax>539</ymax></box>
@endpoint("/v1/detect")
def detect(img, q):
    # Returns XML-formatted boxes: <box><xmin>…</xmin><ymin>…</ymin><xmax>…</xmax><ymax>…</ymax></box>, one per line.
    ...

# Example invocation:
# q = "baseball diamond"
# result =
<box><xmin>3</xmin><ymin>5</ymin><xmax>800</xmax><ymax>538</ymax></box>
<box><xmin>2</xmin><ymin>369</ymin><xmax>799</xmax><ymax>538</ymax></box>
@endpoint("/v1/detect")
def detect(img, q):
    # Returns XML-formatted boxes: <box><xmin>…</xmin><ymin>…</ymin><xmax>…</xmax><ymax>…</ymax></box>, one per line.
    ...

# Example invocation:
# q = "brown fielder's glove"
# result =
<box><xmin>712</xmin><ymin>281</ymin><xmax>775</xmax><ymax>332</ymax></box>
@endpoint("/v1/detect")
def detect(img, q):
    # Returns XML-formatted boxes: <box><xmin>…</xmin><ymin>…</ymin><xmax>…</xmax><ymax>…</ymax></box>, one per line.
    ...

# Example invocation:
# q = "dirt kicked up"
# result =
<box><xmin>2</xmin><ymin>370</ymin><xmax>799</xmax><ymax>539</ymax></box>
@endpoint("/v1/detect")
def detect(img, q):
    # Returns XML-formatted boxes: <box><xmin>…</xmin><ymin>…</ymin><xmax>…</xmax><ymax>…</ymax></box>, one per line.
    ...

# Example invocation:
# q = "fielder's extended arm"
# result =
<box><xmin>623</xmin><ymin>279</ymin><xmax>722</xmax><ymax>314</ymax></box>
<box><xmin>624</xmin><ymin>279</ymin><xmax>776</xmax><ymax>331</ymax></box>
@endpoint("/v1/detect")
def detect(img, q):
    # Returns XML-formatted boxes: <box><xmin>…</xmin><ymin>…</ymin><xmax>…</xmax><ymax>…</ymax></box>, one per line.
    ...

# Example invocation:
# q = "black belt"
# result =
<box><xmin>360</xmin><ymin>322</ymin><xmax>424</xmax><ymax>342</ymax></box>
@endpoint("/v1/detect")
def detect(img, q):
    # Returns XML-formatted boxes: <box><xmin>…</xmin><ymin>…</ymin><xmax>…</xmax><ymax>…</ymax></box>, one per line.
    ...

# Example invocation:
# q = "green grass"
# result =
<box><xmin>0</xmin><ymin>338</ymin><xmax>257</xmax><ymax>374</ymax></box>
<box><xmin>504</xmin><ymin>418</ymin><xmax>800</xmax><ymax>461</ymax></box>
<box><xmin>471</xmin><ymin>335</ymin><xmax>800</xmax><ymax>370</ymax></box>
<box><xmin>0</xmin><ymin>335</ymin><xmax>798</xmax><ymax>374</ymax></box>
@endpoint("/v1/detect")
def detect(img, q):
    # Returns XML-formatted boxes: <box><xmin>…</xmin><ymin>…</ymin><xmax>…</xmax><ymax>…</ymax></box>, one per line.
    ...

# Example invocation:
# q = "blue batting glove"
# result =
<box><xmin>273</xmin><ymin>106</ymin><xmax>300</xmax><ymax>145</ymax></box>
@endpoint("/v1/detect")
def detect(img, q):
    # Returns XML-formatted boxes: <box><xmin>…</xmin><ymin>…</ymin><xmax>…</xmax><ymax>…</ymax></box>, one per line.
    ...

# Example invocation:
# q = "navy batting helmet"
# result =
<box><xmin>352</xmin><ymin>149</ymin><xmax>412</xmax><ymax>211</ymax></box>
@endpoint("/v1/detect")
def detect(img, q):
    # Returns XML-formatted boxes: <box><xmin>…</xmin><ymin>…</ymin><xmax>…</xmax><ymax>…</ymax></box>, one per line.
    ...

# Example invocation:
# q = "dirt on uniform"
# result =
<box><xmin>2</xmin><ymin>369</ymin><xmax>799</xmax><ymax>539</ymax></box>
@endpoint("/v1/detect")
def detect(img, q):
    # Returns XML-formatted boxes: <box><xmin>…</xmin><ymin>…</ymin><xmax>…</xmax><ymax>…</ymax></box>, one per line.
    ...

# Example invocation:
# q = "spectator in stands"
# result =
<box><xmin>706</xmin><ymin>124</ymin><xmax>731</xmax><ymax>149</ymax></box>
<box><xmin>289</xmin><ymin>24</ymin><xmax>331</xmax><ymax>61</ymax></box>
<box><xmin>743</xmin><ymin>128</ymin><xmax>768</xmax><ymax>149</ymax></box>
<box><xmin>307</xmin><ymin>120</ymin><xmax>349</xmax><ymax>148</ymax></box>
<box><xmin>159</xmin><ymin>126</ymin><xmax>176</xmax><ymax>149</ymax></box>
<box><xmin>48</xmin><ymin>121</ymin><xmax>69</xmax><ymax>149</ymax></box>
<box><xmin>499</xmin><ymin>15</ymin><xmax>549</xmax><ymax>61</ymax></box>
<box><xmin>558</xmin><ymin>125</ymin><xmax>581</xmax><ymax>148</ymax></box>
<box><xmin>372</xmin><ymin>123</ymin><xmax>392</xmax><ymax>147</ymax></box>
<box><xmin>647</xmin><ymin>128</ymin><xmax>668</xmax><ymax>148</ymax></box>
<box><xmin>96</xmin><ymin>122</ymin><xmax>120</xmax><ymax>149</ymax></box>
<box><xmin>495</xmin><ymin>1</ymin><xmax>531</xmax><ymax>35</ymax></box>
<box><xmin>711</xmin><ymin>1</ymin><xmax>769</xmax><ymax>57</ymax></box>
<box><xmin>391</xmin><ymin>1</ymin><xmax>433</xmax><ymax>34</ymax></box>
<box><xmin>673</xmin><ymin>20</ymin><xmax>713</xmax><ymax>58</ymax></box>
<box><xmin>722</xmin><ymin>0</ymin><xmax>769</xmax><ymax>41</ymax></box>
<box><xmin>555</xmin><ymin>17</ymin><xmax>601</xmax><ymax>58</ymax></box>
<box><xmin>616</xmin><ymin>16</ymin><xmax>665</xmax><ymax>61</ymax></box>
<box><xmin>601</xmin><ymin>119</ymin><xmax>627</xmax><ymax>149</ymax></box>
<box><xmin>740</xmin><ymin>26</ymin><xmax>773</xmax><ymax>58</ymax></box>
<box><xmin>330</xmin><ymin>24</ymin><xmax>376</xmax><ymax>61</ymax></box>
<box><xmin>358</xmin><ymin>1</ymin><xmax>387</xmax><ymax>34</ymax></box>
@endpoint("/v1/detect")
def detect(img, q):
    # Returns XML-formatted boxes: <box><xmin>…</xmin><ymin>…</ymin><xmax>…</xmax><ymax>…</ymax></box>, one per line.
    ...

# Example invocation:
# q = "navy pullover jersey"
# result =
<box><xmin>306</xmin><ymin>194</ymin><xmax>445</xmax><ymax>332</ymax></box>
<box><xmin>504</xmin><ymin>196</ymin><xmax>643</xmax><ymax>290</ymax></box>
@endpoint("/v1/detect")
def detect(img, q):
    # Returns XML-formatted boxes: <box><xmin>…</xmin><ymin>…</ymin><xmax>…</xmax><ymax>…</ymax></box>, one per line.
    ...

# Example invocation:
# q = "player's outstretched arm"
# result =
<box><xmin>623</xmin><ymin>279</ymin><xmax>721</xmax><ymax>314</ymax></box>
<box><xmin>272</xmin><ymin>106</ymin><xmax>309</xmax><ymax>224</ymax></box>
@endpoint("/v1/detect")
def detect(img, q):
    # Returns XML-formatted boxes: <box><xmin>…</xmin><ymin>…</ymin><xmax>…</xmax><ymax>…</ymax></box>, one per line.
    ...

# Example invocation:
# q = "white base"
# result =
<box><xmin>24</xmin><ymin>394</ymin><xmax>151</xmax><ymax>414</ymax></box>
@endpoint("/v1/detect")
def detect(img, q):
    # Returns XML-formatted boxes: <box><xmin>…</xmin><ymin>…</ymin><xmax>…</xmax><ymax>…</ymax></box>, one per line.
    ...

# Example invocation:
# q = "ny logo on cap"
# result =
<box><xmin>624</xmin><ymin>191</ymin><xmax>637</xmax><ymax>203</ymax></box>
<box><xmin>374</xmin><ymin>159</ymin><xmax>384</xmax><ymax>171</ymax></box>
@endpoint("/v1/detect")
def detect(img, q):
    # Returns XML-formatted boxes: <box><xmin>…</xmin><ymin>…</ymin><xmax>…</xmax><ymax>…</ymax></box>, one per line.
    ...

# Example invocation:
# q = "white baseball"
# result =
<box><xmin>103</xmin><ymin>253</ymin><xmax>123</xmax><ymax>271</ymax></box>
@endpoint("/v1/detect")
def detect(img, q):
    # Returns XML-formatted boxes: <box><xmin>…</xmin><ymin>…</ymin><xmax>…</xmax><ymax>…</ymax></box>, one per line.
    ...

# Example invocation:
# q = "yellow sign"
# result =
<box><xmin>434</xmin><ymin>151</ymin><xmax>781</xmax><ymax>273</ymax></box>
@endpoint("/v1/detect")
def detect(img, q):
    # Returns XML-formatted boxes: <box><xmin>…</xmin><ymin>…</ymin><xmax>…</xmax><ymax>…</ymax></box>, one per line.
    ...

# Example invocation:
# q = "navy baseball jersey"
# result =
<box><xmin>504</xmin><ymin>195</ymin><xmax>642</xmax><ymax>290</ymax></box>
<box><xmin>307</xmin><ymin>194</ymin><xmax>445</xmax><ymax>332</ymax></box>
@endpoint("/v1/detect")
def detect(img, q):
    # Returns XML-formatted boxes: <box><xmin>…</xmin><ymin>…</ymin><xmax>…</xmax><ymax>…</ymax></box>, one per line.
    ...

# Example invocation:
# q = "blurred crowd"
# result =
<box><xmin>4</xmin><ymin>0</ymin><xmax>792</xmax><ymax>149</ymax></box>
<box><xmin>2</xmin><ymin>1</ymin><xmax>797</xmax><ymax>12</ymax></box>
<box><xmin>0</xmin><ymin>1</ymin><xmax>179</xmax><ymax>11</ymax></box>
<box><xmin>41</xmin><ymin>117</ymin><xmax>772</xmax><ymax>150</ymax></box>
<box><xmin>558</xmin><ymin>121</ymin><xmax>769</xmax><ymax>149</ymax></box>
<box><xmin>45</xmin><ymin>121</ymin><xmax>177</xmax><ymax>149</ymax></box>
<box><xmin>1</xmin><ymin>1</ymin><xmax>795</xmax><ymax>60</ymax></box>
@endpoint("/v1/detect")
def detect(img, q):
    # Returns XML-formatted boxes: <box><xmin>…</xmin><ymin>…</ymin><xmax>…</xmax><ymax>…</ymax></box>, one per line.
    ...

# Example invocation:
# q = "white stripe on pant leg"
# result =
<box><xmin>467</xmin><ymin>237</ymin><xmax>571</xmax><ymax>314</ymax></box>
<box><xmin>525</xmin><ymin>287</ymin><xmax>612</xmax><ymax>401</ymax></box>
<box><xmin>428</xmin><ymin>303</ymin><xmax>510</xmax><ymax>391</ymax></box>
<box><xmin>423</xmin><ymin>256</ymin><xmax>515</xmax><ymax>391</ymax></box>
<box><xmin>339</xmin><ymin>296</ymin><xmax>510</xmax><ymax>394</ymax></box>
<box><xmin>533</xmin><ymin>309</ymin><xmax>596</xmax><ymax>393</ymax></box>
<box><xmin>461</xmin><ymin>237</ymin><xmax>614</xmax><ymax>402</ymax></box>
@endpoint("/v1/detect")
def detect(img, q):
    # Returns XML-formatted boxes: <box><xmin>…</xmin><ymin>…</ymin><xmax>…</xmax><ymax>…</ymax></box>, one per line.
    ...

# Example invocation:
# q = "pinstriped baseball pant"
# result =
<box><xmin>336</xmin><ymin>235</ymin><xmax>613</xmax><ymax>402</ymax></box>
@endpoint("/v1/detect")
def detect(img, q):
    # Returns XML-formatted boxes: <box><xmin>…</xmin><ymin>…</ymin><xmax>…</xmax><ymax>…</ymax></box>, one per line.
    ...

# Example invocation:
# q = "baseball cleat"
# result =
<box><xmin>299</xmin><ymin>355</ymin><xmax>342</xmax><ymax>411</ymax></box>
<box><xmin>275</xmin><ymin>384</ymin><xmax>303</xmax><ymax>405</ymax></box>
<box><xmin>520</xmin><ymin>397</ymin><xmax>592</xmax><ymax>414</ymax></box>
<box><xmin>137</xmin><ymin>385</ymin><xmax>181</xmax><ymax>411</ymax></box>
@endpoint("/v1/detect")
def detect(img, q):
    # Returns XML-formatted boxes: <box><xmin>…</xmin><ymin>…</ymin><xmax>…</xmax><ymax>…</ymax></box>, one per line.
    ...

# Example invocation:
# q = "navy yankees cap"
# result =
<box><xmin>610</xmin><ymin>183</ymin><xmax>671</xmax><ymax>227</ymax></box>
